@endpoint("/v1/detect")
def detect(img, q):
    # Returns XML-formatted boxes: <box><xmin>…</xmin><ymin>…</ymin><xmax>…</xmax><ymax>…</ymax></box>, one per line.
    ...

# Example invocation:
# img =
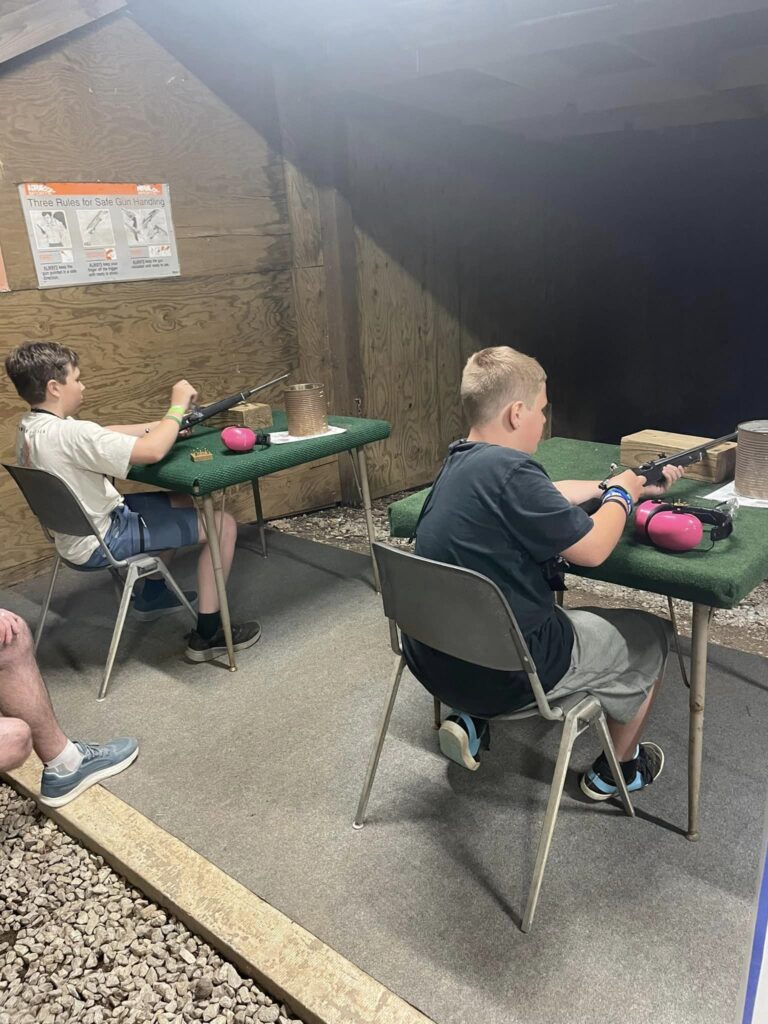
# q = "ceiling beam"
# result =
<box><xmin>0</xmin><ymin>0</ymin><xmax>125</xmax><ymax>68</ymax></box>
<box><xmin>491</xmin><ymin>88</ymin><xmax>760</xmax><ymax>139</ymax></box>
<box><xmin>418</xmin><ymin>1</ymin><xmax>768</xmax><ymax>76</ymax></box>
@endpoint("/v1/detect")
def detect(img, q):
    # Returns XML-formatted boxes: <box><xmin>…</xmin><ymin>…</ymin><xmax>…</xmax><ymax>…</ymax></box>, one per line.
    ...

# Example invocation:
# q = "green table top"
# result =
<box><xmin>129</xmin><ymin>412</ymin><xmax>390</xmax><ymax>495</ymax></box>
<box><xmin>387</xmin><ymin>437</ymin><xmax>768</xmax><ymax>610</ymax></box>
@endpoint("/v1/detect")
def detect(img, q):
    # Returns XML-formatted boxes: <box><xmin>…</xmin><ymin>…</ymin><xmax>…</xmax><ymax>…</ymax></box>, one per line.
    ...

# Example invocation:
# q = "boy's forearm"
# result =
<box><xmin>105</xmin><ymin>421</ymin><xmax>161</xmax><ymax>437</ymax></box>
<box><xmin>129</xmin><ymin>419</ymin><xmax>180</xmax><ymax>465</ymax></box>
<box><xmin>553</xmin><ymin>480</ymin><xmax>602</xmax><ymax>505</ymax></box>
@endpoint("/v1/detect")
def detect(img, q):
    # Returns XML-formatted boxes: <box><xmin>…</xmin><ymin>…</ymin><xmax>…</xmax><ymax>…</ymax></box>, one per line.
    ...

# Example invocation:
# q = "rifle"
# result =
<box><xmin>580</xmin><ymin>431</ymin><xmax>737</xmax><ymax>514</ymax></box>
<box><xmin>181</xmin><ymin>372</ymin><xmax>290</xmax><ymax>431</ymax></box>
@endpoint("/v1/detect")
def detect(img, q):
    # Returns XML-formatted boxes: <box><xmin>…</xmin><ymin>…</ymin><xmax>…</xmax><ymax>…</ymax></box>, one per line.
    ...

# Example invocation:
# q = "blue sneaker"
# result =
<box><xmin>438</xmin><ymin>711</ymin><xmax>490</xmax><ymax>771</ymax></box>
<box><xmin>40</xmin><ymin>738</ymin><xmax>139</xmax><ymax>807</ymax></box>
<box><xmin>133</xmin><ymin>588</ymin><xmax>197</xmax><ymax>622</ymax></box>
<box><xmin>580</xmin><ymin>742</ymin><xmax>664</xmax><ymax>802</ymax></box>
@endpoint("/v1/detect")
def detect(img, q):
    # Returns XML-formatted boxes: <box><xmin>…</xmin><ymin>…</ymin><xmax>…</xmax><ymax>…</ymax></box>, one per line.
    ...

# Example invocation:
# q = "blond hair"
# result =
<box><xmin>461</xmin><ymin>346</ymin><xmax>546</xmax><ymax>427</ymax></box>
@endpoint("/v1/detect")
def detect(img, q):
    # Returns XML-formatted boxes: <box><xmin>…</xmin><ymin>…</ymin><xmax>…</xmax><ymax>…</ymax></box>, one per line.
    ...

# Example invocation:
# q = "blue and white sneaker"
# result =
<box><xmin>133</xmin><ymin>588</ymin><xmax>197</xmax><ymax>622</ymax></box>
<box><xmin>580</xmin><ymin>742</ymin><xmax>664</xmax><ymax>802</ymax></box>
<box><xmin>40</xmin><ymin>738</ymin><xmax>139</xmax><ymax>808</ymax></box>
<box><xmin>438</xmin><ymin>711</ymin><xmax>490</xmax><ymax>771</ymax></box>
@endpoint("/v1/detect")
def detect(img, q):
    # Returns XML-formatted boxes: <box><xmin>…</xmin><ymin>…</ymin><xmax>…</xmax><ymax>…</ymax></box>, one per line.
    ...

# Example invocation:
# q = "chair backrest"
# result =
<box><xmin>2</xmin><ymin>463</ymin><xmax>101</xmax><ymax>540</ymax></box>
<box><xmin>373</xmin><ymin>541</ymin><xmax>534</xmax><ymax>673</ymax></box>
<box><xmin>372</xmin><ymin>543</ymin><xmax>563</xmax><ymax>720</ymax></box>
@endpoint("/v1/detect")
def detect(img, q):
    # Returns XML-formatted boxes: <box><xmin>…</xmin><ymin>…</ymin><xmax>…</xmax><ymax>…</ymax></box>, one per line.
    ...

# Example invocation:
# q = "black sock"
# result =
<box><xmin>593</xmin><ymin>751</ymin><xmax>639</xmax><ymax>784</ymax></box>
<box><xmin>196</xmin><ymin>611</ymin><xmax>221</xmax><ymax>640</ymax></box>
<box><xmin>142</xmin><ymin>577</ymin><xmax>169</xmax><ymax>601</ymax></box>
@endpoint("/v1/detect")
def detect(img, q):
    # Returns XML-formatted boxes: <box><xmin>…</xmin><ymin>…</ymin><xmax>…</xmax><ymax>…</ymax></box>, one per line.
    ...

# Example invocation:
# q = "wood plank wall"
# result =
<box><xmin>0</xmin><ymin>14</ymin><xmax>340</xmax><ymax>586</ymax></box>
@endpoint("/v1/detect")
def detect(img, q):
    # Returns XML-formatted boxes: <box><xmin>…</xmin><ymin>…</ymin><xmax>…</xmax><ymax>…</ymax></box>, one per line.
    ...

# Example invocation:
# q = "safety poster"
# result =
<box><xmin>18</xmin><ymin>182</ymin><xmax>180</xmax><ymax>289</ymax></box>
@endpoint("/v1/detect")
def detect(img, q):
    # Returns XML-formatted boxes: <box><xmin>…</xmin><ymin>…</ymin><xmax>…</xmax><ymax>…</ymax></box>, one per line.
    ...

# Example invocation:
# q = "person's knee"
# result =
<box><xmin>0</xmin><ymin>616</ymin><xmax>34</xmax><ymax>669</ymax></box>
<box><xmin>0</xmin><ymin>718</ymin><xmax>33</xmax><ymax>772</ymax></box>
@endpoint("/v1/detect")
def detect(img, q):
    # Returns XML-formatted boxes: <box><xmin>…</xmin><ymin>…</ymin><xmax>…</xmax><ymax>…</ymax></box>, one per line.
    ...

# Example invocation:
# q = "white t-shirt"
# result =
<box><xmin>16</xmin><ymin>412</ymin><xmax>136</xmax><ymax>565</ymax></box>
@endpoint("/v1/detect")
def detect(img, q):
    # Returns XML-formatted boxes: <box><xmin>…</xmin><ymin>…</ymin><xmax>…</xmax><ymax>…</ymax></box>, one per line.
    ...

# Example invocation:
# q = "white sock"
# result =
<box><xmin>45</xmin><ymin>739</ymin><xmax>83</xmax><ymax>776</ymax></box>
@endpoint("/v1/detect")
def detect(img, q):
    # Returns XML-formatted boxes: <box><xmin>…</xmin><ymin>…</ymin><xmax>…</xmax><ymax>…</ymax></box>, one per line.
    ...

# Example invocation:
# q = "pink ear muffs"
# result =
<box><xmin>221</xmin><ymin>426</ymin><xmax>256</xmax><ymax>452</ymax></box>
<box><xmin>635</xmin><ymin>500</ymin><xmax>734</xmax><ymax>552</ymax></box>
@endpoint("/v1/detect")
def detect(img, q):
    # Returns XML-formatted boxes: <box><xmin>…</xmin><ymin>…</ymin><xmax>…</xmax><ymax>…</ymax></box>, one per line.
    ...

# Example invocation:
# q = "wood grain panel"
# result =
<box><xmin>356</xmin><ymin>229</ymin><xmax>444</xmax><ymax>497</ymax></box>
<box><xmin>293</xmin><ymin>266</ymin><xmax>332</xmax><ymax>388</ymax></box>
<box><xmin>0</xmin><ymin>17</ymin><xmax>282</xmax><ymax>192</ymax></box>
<box><xmin>0</xmin><ymin>11</ymin><xmax>307</xmax><ymax>584</ymax></box>
<box><xmin>0</xmin><ymin>0</ymin><xmax>125</xmax><ymax>66</ymax></box>
<box><xmin>0</xmin><ymin>273</ymin><xmax>297</xmax><ymax>423</ymax></box>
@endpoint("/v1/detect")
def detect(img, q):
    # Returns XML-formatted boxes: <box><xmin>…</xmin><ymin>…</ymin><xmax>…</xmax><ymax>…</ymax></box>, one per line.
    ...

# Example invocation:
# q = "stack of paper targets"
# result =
<box><xmin>735</xmin><ymin>420</ymin><xmax>768</xmax><ymax>500</ymax></box>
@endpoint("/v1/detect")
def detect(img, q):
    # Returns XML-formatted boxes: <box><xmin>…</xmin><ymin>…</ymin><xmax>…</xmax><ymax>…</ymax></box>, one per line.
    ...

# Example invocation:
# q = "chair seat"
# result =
<box><xmin>490</xmin><ymin>691</ymin><xmax>593</xmax><ymax>722</ymax></box>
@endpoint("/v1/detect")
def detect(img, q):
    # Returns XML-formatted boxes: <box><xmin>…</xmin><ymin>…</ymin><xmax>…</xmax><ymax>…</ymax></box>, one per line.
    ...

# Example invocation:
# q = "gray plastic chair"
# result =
<box><xmin>3</xmin><ymin>463</ymin><xmax>196</xmax><ymax>701</ymax></box>
<box><xmin>354</xmin><ymin>542</ymin><xmax>634</xmax><ymax>933</ymax></box>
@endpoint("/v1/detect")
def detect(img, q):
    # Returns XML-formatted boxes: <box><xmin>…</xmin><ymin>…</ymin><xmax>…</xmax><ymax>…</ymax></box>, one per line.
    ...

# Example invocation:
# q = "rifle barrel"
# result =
<box><xmin>643</xmin><ymin>431</ymin><xmax>737</xmax><ymax>470</ymax></box>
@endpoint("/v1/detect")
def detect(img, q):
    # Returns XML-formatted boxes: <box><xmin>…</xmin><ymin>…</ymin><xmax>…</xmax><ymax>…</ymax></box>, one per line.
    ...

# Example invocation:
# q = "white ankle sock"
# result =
<box><xmin>45</xmin><ymin>739</ymin><xmax>83</xmax><ymax>775</ymax></box>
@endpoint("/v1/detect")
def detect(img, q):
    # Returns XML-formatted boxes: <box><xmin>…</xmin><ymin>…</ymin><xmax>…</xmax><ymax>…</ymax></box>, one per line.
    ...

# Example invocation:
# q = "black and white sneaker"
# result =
<box><xmin>185</xmin><ymin>620</ymin><xmax>262</xmax><ymax>662</ymax></box>
<box><xmin>580</xmin><ymin>742</ymin><xmax>665</xmax><ymax>802</ymax></box>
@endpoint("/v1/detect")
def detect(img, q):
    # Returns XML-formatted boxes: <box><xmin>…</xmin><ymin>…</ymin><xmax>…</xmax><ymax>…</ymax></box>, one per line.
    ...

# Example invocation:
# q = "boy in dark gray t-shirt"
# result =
<box><xmin>403</xmin><ymin>346</ymin><xmax>684</xmax><ymax>801</ymax></box>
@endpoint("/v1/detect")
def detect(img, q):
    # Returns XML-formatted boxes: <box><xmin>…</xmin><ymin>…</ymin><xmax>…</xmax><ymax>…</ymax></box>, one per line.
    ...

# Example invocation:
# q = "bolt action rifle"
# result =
<box><xmin>180</xmin><ymin>372</ymin><xmax>290</xmax><ymax>431</ymax></box>
<box><xmin>579</xmin><ymin>431</ymin><xmax>738</xmax><ymax>514</ymax></box>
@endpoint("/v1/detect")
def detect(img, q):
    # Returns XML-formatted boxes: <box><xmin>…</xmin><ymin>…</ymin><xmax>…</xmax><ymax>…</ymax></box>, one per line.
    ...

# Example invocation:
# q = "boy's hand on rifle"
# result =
<box><xmin>610</xmin><ymin>469</ymin><xmax>647</xmax><ymax>505</ymax></box>
<box><xmin>640</xmin><ymin>463</ymin><xmax>686</xmax><ymax>498</ymax></box>
<box><xmin>170</xmin><ymin>379</ymin><xmax>198</xmax><ymax>412</ymax></box>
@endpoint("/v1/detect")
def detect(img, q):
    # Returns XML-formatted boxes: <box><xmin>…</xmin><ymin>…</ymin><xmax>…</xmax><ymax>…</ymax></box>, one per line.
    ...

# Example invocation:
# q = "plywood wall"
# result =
<box><xmin>0</xmin><ymin>15</ymin><xmax>340</xmax><ymax>585</ymax></box>
<box><xmin>341</xmin><ymin>100</ymin><xmax>627</xmax><ymax>496</ymax></box>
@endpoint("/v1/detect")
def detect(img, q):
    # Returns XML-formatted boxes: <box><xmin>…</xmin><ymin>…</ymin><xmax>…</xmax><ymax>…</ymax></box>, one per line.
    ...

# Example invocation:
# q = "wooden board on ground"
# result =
<box><xmin>620</xmin><ymin>429</ymin><xmax>737</xmax><ymax>483</ymax></box>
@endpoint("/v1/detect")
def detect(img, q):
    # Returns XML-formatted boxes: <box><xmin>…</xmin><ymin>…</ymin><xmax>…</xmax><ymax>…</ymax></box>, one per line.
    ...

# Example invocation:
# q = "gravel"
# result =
<box><xmin>0</xmin><ymin>786</ymin><xmax>305</xmax><ymax>1024</ymax></box>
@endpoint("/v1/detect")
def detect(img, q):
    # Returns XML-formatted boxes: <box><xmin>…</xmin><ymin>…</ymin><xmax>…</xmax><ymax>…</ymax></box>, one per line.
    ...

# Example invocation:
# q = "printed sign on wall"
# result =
<box><xmin>18</xmin><ymin>182</ymin><xmax>180</xmax><ymax>289</ymax></box>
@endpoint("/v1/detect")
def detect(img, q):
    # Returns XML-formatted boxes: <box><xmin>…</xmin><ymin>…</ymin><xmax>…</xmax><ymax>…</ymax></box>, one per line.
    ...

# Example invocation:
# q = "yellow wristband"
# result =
<box><xmin>168</xmin><ymin>404</ymin><xmax>186</xmax><ymax>414</ymax></box>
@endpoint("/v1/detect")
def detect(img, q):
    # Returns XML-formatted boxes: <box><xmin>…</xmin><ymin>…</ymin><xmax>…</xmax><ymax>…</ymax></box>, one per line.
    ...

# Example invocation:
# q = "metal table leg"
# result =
<box><xmin>251</xmin><ymin>478</ymin><xmax>268</xmax><ymax>558</ymax></box>
<box><xmin>354</xmin><ymin>447</ymin><xmax>380</xmax><ymax>592</ymax></box>
<box><xmin>687</xmin><ymin>602</ymin><xmax>711</xmax><ymax>841</ymax></box>
<box><xmin>201</xmin><ymin>494</ymin><xmax>237</xmax><ymax>672</ymax></box>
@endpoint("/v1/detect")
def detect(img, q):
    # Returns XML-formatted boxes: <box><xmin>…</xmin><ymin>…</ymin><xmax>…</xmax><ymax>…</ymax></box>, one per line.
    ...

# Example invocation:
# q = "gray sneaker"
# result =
<box><xmin>39</xmin><ymin>738</ymin><xmax>139</xmax><ymax>808</ymax></box>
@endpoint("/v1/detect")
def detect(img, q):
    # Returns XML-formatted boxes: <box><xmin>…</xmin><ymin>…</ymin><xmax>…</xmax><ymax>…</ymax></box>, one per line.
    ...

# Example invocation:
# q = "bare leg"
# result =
<box><xmin>0</xmin><ymin>619</ymin><xmax>68</xmax><ymax>764</ymax></box>
<box><xmin>195</xmin><ymin>508</ymin><xmax>237</xmax><ymax>614</ymax></box>
<box><xmin>170</xmin><ymin>494</ymin><xmax>237</xmax><ymax>614</ymax></box>
<box><xmin>606</xmin><ymin>680</ymin><xmax>660</xmax><ymax>762</ymax></box>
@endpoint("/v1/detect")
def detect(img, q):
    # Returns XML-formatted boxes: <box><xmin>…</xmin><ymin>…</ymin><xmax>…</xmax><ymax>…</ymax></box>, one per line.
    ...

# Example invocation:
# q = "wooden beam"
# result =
<box><xmin>0</xmin><ymin>0</ymin><xmax>125</xmax><ymax>67</ymax></box>
<box><xmin>311</xmin><ymin>0</ymin><xmax>768</xmax><ymax>93</ymax></box>
<box><xmin>494</xmin><ymin>89</ymin><xmax>759</xmax><ymax>139</ymax></box>
<box><xmin>417</xmin><ymin>1</ymin><xmax>768</xmax><ymax>78</ymax></box>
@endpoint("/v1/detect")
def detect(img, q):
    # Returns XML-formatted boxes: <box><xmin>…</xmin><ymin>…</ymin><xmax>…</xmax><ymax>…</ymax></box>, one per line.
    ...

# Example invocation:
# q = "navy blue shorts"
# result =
<box><xmin>77</xmin><ymin>493</ymin><xmax>199</xmax><ymax>570</ymax></box>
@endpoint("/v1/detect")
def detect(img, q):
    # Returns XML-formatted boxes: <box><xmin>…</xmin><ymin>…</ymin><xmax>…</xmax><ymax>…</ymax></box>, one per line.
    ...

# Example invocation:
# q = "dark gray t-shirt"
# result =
<box><xmin>402</xmin><ymin>441</ymin><xmax>593</xmax><ymax>716</ymax></box>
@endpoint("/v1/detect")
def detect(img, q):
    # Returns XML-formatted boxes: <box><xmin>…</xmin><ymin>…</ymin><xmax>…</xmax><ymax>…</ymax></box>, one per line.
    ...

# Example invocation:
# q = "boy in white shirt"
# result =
<box><xmin>5</xmin><ymin>341</ymin><xmax>260</xmax><ymax>662</ymax></box>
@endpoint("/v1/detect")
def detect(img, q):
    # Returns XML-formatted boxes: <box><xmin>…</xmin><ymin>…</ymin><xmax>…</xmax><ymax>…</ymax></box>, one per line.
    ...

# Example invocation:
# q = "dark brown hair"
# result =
<box><xmin>5</xmin><ymin>341</ymin><xmax>80</xmax><ymax>405</ymax></box>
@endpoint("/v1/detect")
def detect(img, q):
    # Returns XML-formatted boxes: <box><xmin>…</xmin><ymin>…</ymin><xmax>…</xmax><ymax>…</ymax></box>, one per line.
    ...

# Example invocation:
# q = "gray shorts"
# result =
<box><xmin>541</xmin><ymin>607</ymin><xmax>672</xmax><ymax>724</ymax></box>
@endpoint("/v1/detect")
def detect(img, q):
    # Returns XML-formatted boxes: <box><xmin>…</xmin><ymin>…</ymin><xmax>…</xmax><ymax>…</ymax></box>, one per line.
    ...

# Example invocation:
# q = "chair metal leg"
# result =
<box><xmin>433</xmin><ymin>696</ymin><xmax>441</xmax><ymax>730</ymax></box>
<box><xmin>98</xmin><ymin>564</ymin><xmax>139</xmax><ymax>701</ymax></box>
<box><xmin>35</xmin><ymin>556</ymin><xmax>61</xmax><ymax>653</ymax></box>
<box><xmin>593</xmin><ymin>711</ymin><xmax>635</xmax><ymax>818</ymax></box>
<box><xmin>154</xmin><ymin>562</ymin><xmax>197</xmax><ymax>623</ymax></box>
<box><xmin>353</xmin><ymin>655</ymin><xmax>406</xmax><ymax>828</ymax></box>
<box><xmin>521</xmin><ymin>713</ymin><xmax>580</xmax><ymax>933</ymax></box>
